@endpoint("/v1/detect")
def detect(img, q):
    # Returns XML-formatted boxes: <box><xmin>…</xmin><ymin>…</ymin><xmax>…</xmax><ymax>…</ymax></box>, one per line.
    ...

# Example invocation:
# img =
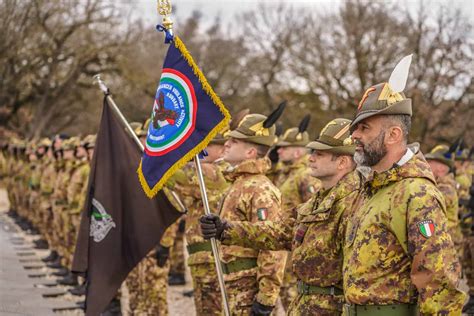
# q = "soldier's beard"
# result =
<box><xmin>354</xmin><ymin>131</ymin><xmax>387</xmax><ymax>167</ymax></box>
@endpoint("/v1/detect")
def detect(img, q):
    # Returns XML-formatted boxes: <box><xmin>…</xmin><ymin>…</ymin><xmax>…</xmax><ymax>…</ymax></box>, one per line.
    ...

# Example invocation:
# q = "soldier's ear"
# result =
<box><xmin>386</xmin><ymin>125</ymin><xmax>403</xmax><ymax>145</ymax></box>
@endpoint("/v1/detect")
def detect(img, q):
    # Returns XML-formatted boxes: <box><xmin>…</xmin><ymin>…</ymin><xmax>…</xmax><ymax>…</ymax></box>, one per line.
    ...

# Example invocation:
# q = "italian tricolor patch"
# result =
<box><xmin>418</xmin><ymin>220</ymin><xmax>435</xmax><ymax>238</ymax></box>
<box><xmin>257</xmin><ymin>208</ymin><xmax>268</xmax><ymax>221</ymax></box>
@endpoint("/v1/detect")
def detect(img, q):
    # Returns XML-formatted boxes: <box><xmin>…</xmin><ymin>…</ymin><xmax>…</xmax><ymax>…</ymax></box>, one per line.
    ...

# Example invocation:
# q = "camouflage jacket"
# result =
<box><xmin>39</xmin><ymin>158</ymin><xmax>56</xmax><ymax>195</ymax></box>
<box><xmin>173</xmin><ymin>159</ymin><xmax>230</xmax><ymax>266</ymax></box>
<box><xmin>272</xmin><ymin>155</ymin><xmax>322</xmax><ymax>214</ymax></box>
<box><xmin>436</xmin><ymin>173</ymin><xmax>463</xmax><ymax>250</ymax></box>
<box><xmin>51</xmin><ymin>160</ymin><xmax>75</xmax><ymax>205</ymax></box>
<box><xmin>66</xmin><ymin>160</ymin><xmax>90</xmax><ymax>213</ymax></box>
<box><xmin>219</xmin><ymin>157</ymin><xmax>287</xmax><ymax>306</ymax></box>
<box><xmin>222</xmin><ymin>170</ymin><xmax>361</xmax><ymax>288</ymax></box>
<box><xmin>344</xmin><ymin>151</ymin><xmax>466</xmax><ymax>314</ymax></box>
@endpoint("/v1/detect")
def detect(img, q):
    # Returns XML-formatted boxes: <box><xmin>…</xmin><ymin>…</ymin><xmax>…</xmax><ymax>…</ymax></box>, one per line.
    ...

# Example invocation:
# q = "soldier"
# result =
<box><xmin>344</xmin><ymin>55</ymin><xmax>466</xmax><ymax>314</ymax></box>
<box><xmin>425</xmin><ymin>145</ymin><xmax>463</xmax><ymax>258</ymax></box>
<box><xmin>201</xmin><ymin>107</ymin><xmax>288</xmax><ymax>315</ymax></box>
<box><xmin>201</xmin><ymin>118</ymin><xmax>359</xmax><ymax>315</ymax></box>
<box><xmin>171</xmin><ymin>134</ymin><xmax>231</xmax><ymax>315</ymax></box>
<box><xmin>273</xmin><ymin>115</ymin><xmax>323</xmax><ymax>311</ymax></box>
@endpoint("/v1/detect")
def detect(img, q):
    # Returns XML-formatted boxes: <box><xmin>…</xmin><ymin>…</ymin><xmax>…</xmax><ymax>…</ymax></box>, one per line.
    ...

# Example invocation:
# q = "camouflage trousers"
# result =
<box><xmin>125</xmin><ymin>250</ymin><xmax>170</xmax><ymax>315</ymax></box>
<box><xmin>190</xmin><ymin>264</ymin><xmax>222</xmax><ymax>316</ymax></box>
<box><xmin>39</xmin><ymin>199</ymin><xmax>53</xmax><ymax>246</ymax></box>
<box><xmin>280</xmin><ymin>251</ymin><xmax>297</xmax><ymax>311</ymax></box>
<box><xmin>287</xmin><ymin>293</ymin><xmax>344</xmax><ymax>316</ymax></box>
<box><xmin>225</xmin><ymin>276</ymin><xmax>258</xmax><ymax>315</ymax></box>
<box><xmin>169</xmin><ymin>226</ymin><xmax>186</xmax><ymax>275</ymax></box>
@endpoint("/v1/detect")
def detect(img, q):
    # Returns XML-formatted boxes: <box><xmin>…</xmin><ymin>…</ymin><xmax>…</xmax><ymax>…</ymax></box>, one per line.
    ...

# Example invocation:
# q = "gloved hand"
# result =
<box><xmin>250</xmin><ymin>301</ymin><xmax>274</xmax><ymax>316</ymax></box>
<box><xmin>199</xmin><ymin>214</ymin><xmax>227</xmax><ymax>240</ymax></box>
<box><xmin>155</xmin><ymin>245</ymin><xmax>170</xmax><ymax>267</ymax></box>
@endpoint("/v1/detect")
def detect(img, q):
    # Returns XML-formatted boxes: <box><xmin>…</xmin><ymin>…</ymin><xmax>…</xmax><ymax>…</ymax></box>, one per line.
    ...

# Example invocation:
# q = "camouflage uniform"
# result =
<box><xmin>221</xmin><ymin>119</ymin><xmax>357</xmax><ymax>315</ymax></box>
<box><xmin>173</xmin><ymin>159</ymin><xmax>230</xmax><ymax>315</ymax></box>
<box><xmin>273</xmin><ymin>123</ymin><xmax>323</xmax><ymax>311</ymax></box>
<box><xmin>218</xmin><ymin>157</ymin><xmax>287</xmax><ymax>314</ymax></box>
<box><xmin>343</xmin><ymin>151</ymin><xmax>466</xmax><ymax>314</ymax></box>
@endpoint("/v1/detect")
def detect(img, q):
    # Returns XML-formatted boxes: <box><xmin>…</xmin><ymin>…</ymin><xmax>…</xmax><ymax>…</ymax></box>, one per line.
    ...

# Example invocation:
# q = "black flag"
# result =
<box><xmin>72</xmin><ymin>98</ymin><xmax>181</xmax><ymax>315</ymax></box>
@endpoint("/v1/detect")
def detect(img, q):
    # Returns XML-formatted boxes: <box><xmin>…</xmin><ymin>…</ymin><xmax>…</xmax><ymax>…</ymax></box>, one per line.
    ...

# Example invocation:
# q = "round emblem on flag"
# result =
<box><xmin>145</xmin><ymin>68</ymin><xmax>197</xmax><ymax>156</ymax></box>
<box><xmin>418</xmin><ymin>219</ymin><xmax>435</xmax><ymax>238</ymax></box>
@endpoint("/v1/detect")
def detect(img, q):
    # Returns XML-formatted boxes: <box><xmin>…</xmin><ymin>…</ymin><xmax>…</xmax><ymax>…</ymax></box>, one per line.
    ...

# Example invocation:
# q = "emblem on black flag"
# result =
<box><xmin>90</xmin><ymin>198</ymin><xmax>116</xmax><ymax>242</ymax></box>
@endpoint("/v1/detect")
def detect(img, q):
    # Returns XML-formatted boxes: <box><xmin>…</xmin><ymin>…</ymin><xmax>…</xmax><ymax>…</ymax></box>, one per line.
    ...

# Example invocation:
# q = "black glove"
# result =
<box><xmin>155</xmin><ymin>245</ymin><xmax>170</xmax><ymax>267</ymax></box>
<box><xmin>199</xmin><ymin>214</ymin><xmax>227</xmax><ymax>240</ymax></box>
<box><xmin>250</xmin><ymin>301</ymin><xmax>273</xmax><ymax>316</ymax></box>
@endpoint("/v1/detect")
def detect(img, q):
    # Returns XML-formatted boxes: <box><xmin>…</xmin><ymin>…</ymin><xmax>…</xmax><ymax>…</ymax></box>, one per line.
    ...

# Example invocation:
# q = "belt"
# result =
<box><xmin>343</xmin><ymin>303</ymin><xmax>418</xmax><ymax>316</ymax></box>
<box><xmin>297</xmin><ymin>280</ymin><xmax>343</xmax><ymax>296</ymax></box>
<box><xmin>187</xmin><ymin>241</ymin><xmax>212</xmax><ymax>254</ymax></box>
<box><xmin>221</xmin><ymin>258</ymin><xmax>257</xmax><ymax>274</ymax></box>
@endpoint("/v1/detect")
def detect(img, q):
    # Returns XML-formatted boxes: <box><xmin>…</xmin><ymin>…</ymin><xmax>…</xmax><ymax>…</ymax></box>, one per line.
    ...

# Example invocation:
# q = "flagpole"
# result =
<box><xmin>93</xmin><ymin>74</ymin><xmax>188</xmax><ymax>215</ymax></box>
<box><xmin>193</xmin><ymin>155</ymin><xmax>231</xmax><ymax>316</ymax></box>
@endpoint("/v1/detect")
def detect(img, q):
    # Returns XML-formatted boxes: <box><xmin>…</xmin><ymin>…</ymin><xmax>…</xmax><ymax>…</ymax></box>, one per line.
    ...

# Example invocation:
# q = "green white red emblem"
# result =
<box><xmin>257</xmin><ymin>208</ymin><xmax>268</xmax><ymax>221</ymax></box>
<box><xmin>418</xmin><ymin>220</ymin><xmax>435</xmax><ymax>238</ymax></box>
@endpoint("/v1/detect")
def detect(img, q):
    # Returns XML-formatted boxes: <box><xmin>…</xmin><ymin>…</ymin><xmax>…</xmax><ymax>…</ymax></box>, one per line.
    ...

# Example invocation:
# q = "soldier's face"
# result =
<box><xmin>277</xmin><ymin>146</ymin><xmax>301</xmax><ymax>162</ymax></box>
<box><xmin>309</xmin><ymin>150</ymin><xmax>339</xmax><ymax>179</ymax></box>
<box><xmin>76</xmin><ymin>146</ymin><xmax>87</xmax><ymax>159</ymax></box>
<box><xmin>351</xmin><ymin>116</ymin><xmax>387</xmax><ymax>167</ymax></box>
<box><xmin>203</xmin><ymin>144</ymin><xmax>224</xmax><ymax>163</ymax></box>
<box><xmin>427</xmin><ymin>159</ymin><xmax>449</xmax><ymax>178</ymax></box>
<box><xmin>63</xmin><ymin>149</ymin><xmax>75</xmax><ymax>160</ymax></box>
<box><xmin>223</xmin><ymin>138</ymin><xmax>253</xmax><ymax>165</ymax></box>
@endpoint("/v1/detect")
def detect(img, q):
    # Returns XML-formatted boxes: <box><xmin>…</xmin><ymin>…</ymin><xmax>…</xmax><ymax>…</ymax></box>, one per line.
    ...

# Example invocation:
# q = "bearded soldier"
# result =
<box><xmin>201</xmin><ymin>105</ymin><xmax>289</xmax><ymax>315</ymax></box>
<box><xmin>201</xmin><ymin>119</ymin><xmax>360</xmax><ymax>315</ymax></box>
<box><xmin>344</xmin><ymin>55</ymin><xmax>466</xmax><ymax>315</ymax></box>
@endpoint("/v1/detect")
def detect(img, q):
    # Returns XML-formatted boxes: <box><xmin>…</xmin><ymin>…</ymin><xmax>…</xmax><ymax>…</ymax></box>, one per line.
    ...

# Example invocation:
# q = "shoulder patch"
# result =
<box><xmin>418</xmin><ymin>220</ymin><xmax>435</xmax><ymax>238</ymax></box>
<box><xmin>257</xmin><ymin>208</ymin><xmax>268</xmax><ymax>221</ymax></box>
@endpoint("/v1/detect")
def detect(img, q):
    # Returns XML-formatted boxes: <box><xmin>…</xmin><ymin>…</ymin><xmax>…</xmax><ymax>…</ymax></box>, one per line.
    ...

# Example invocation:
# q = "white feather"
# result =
<box><xmin>388</xmin><ymin>54</ymin><xmax>413</xmax><ymax>93</ymax></box>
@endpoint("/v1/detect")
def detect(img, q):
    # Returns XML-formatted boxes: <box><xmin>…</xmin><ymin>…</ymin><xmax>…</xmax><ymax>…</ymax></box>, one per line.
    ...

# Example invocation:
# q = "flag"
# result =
<box><xmin>72</xmin><ymin>98</ymin><xmax>181</xmax><ymax>316</ymax></box>
<box><xmin>138</xmin><ymin>36</ymin><xmax>230</xmax><ymax>198</ymax></box>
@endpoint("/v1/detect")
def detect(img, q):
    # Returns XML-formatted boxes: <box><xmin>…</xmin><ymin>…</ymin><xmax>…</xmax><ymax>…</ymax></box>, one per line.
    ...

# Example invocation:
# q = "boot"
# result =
<box><xmin>52</xmin><ymin>268</ymin><xmax>69</xmax><ymax>277</ymax></box>
<box><xmin>42</xmin><ymin>251</ymin><xmax>58</xmax><ymax>263</ymax></box>
<box><xmin>168</xmin><ymin>273</ymin><xmax>186</xmax><ymax>286</ymax></box>
<box><xmin>69</xmin><ymin>283</ymin><xmax>86</xmax><ymax>296</ymax></box>
<box><xmin>57</xmin><ymin>273</ymin><xmax>78</xmax><ymax>286</ymax></box>
<box><xmin>76</xmin><ymin>301</ymin><xmax>85</xmax><ymax>310</ymax></box>
<box><xmin>183</xmin><ymin>289</ymin><xmax>194</xmax><ymax>297</ymax></box>
<box><xmin>34</xmin><ymin>239</ymin><xmax>49</xmax><ymax>250</ymax></box>
<box><xmin>46</xmin><ymin>258</ymin><xmax>63</xmax><ymax>269</ymax></box>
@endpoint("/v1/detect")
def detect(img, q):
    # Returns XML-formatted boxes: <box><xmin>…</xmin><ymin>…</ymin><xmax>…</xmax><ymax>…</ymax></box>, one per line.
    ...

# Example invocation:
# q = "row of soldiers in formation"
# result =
<box><xmin>1</xmin><ymin>75</ymin><xmax>474</xmax><ymax>315</ymax></box>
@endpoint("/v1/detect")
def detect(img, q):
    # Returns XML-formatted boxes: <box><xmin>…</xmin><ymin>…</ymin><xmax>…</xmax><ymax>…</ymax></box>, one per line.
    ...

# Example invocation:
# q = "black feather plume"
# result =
<box><xmin>275</xmin><ymin>122</ymin><xmax>284</xmax><ymax>137</ymax></box>
<box><xmin>448</xmin><ymin>137</ymin><xmax>463</xmax><ymax>154</ymax></box>
<box><xmin>263</xmin><ymin>101</ymin><xmax>286</xmax><ymax>128</ymax></box>
<box><xmin>298</xmin><ymin>114</ymin><xmax>311</xmax><ymax>133</ymax></box>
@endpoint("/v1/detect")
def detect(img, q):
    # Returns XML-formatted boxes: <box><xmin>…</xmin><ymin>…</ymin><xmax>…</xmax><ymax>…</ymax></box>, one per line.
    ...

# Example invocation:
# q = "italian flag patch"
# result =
<box><xmin>257</xmin><ymin>208</ymin><xmax>268</xmax><ymax>221</ymax></box>
<box><xmin>418</xmin><ymin>220</ymin><xmax>435</xmax><ymax>238</ymax></box>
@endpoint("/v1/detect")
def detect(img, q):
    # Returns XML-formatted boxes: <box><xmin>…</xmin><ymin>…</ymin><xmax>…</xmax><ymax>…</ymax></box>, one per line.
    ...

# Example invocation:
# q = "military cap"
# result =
<box><xmin>130</xmin><ymin>122</ymin><xmax>143</xmax><ymax>136</ymax></box>
<box><xmin>351</xmin><ymin>55</ymin><xmax>413</xmax><ymax>131</ymax></box>
<box><xmin>425</xmin><ymin>145</ymin><xmax>454</xmax><ymax>169</ymax></box>
<box><xmin>226</xmin><ymin>102</ymin><xmax>286</xmax><ymax>147</ymax></box>
<box><xmin>307</xmin><ymin>118</ymin><xmax>355</xmax><ymax>155</ymax></box>
<box><xmin>38</xmin><ymin>138</ymin><xmax>52</xmax><ymax>148</ymax></box>
<box><xmin>62</xmin><ymin>137</ymin><xmax>81</xmax><ymax>151</ymax></box>
<box><xmin>455</xmin><ymin>148</ymin><xmax>469</xmax><ymax>161</ymax></box>
<box><xmin>81</xmin><ymin>134</ymin><xmax>96</xmax><ymax>148</ymax></box>
<box><xmin>277</xmin><ymin>115</ymin><xmax>311</xmax><ymax>147</ymax></box>
<box><xmin>210</xmin><ymin>133</ymin><xmax>226</xmax><ymax>145</ymax></box>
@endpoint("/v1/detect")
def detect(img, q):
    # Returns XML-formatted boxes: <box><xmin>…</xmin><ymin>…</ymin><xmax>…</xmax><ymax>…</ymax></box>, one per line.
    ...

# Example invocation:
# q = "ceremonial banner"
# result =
<box><xmin>138</xmin><ymin>36</ymin><xmax>230</xmax><ymax>198</ymax></box>
<box><xmin>72</xmin><ymin>98</ymin><xmax>181</xmax><ymax>316</ymax></box>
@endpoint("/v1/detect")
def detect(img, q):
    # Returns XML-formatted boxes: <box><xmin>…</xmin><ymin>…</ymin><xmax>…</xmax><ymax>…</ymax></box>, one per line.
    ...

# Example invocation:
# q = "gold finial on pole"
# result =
<box><xmin>157</xmin><ymin>0</ymin><xmax>173</xmax><ymax>31</ymax></box>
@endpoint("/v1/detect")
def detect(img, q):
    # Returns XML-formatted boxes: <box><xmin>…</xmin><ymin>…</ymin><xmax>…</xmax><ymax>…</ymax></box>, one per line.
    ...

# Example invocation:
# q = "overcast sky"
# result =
<box><xmin>118</xmin><ymin>0</ymin><xmax>474</xmax><ymax>27</ymax></box>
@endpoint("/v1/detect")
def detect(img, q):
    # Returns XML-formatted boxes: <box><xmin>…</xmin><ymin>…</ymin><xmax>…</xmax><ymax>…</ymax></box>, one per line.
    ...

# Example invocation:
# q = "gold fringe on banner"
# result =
<box><xmin>137</xmin><ymin>36</ymin><xmax>231</xmax><ymax>199</ymax></box>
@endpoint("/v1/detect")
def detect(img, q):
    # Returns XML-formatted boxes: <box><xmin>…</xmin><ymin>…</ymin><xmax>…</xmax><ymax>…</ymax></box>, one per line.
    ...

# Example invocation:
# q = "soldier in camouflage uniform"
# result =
<box><xmin>201</xmin><ymin>109</ymin><xmax>288</xmax><ymax>315</ymax></box>
<box><xmin>202</xmin><ymin>119</ymin><xmax>360</xmax><ymax>315</ymax></box>
<box><xmin>273</xmin><ymin>116</ymin><xmax>323</xmax><ymax>311</ymax></box>
<box><xmin>171</xmin><ymin>134</ymin><xmax>231</xmax><ymax>315</ymax></box>
<box><xmin>425</xmin><ymin>145</ymin><xmax>463</xmax><ymax>258</ymax></box>
<box><xmin>345</xmin><ymin>57</ymin><xmax>466</xmax><ymax>315</ymax></box>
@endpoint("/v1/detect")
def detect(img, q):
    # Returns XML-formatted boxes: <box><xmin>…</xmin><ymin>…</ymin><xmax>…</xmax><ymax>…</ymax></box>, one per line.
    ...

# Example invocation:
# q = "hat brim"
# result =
<box><xmin>425</xmin><ymin>155</ymin><xmax>454</xmax><ymax>169</ymax></box>
<box><xmin>306</xmin><ymin>141</ymin><xmax>355</xmax><ymax>155</ymax></box>
<box><xmin>227</xmin><ymin>130</ymin><xmax>275</xmax><ymax>147</ymax></box>
<box><xmin>350</xmin><ymin>99</ymin><xmax>412</xmax><ymax>132</ymax></box>
<box><xmin>276</xmin><ymin>141</ymin><xmax>308</xmax><ymax>147</ymax></box>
